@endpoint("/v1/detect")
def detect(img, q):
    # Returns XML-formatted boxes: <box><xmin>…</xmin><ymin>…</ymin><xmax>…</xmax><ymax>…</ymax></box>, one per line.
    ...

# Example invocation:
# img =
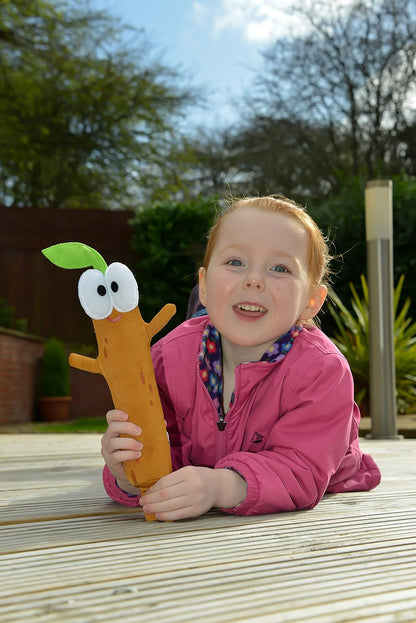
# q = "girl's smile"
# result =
<box><xmin>233</xmin><ymin>302</ymin><xmax>268</xmax><ymax>320</ymax></box>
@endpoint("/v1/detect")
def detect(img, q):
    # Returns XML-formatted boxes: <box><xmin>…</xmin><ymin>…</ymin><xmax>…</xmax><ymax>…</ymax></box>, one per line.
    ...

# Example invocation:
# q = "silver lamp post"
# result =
<box><xmin>365</xmin><ymin>180</ymin><xmax>400</xmax><ymax>439</ymax></box>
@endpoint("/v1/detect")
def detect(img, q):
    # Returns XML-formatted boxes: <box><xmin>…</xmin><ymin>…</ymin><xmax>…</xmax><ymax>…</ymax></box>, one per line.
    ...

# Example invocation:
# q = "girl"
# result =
<box><xmin>101</xmin><ymin>195</ymin><xmax>381</xmax><ymax>520</ymax></box>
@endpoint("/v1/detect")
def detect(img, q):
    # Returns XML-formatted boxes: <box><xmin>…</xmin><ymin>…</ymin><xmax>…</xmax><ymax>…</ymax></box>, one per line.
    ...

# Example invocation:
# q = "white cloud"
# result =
<box><xmin>197</xmin><ymin>0</ymin><xmax>364</xmax><ymax>46</ymax></box>
<box><xmin>212</xmin><ymin>0</ymin><xmax>296</xmax><ymax>44</ymax></box>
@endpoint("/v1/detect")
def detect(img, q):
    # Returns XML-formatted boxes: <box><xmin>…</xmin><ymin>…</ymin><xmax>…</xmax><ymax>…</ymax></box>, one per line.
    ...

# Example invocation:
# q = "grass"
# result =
<box><xmin>0</xmin><ymin>416</ymin><xmax>107</xmax><ymax>434</ymax></box>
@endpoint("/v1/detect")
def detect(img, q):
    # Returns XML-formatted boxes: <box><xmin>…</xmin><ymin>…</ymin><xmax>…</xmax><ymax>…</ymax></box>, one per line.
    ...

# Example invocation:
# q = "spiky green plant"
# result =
<box><xmin>328</xmin><ymin>275</ymin><xmax>416</xmax><ymax>414</ymax></box>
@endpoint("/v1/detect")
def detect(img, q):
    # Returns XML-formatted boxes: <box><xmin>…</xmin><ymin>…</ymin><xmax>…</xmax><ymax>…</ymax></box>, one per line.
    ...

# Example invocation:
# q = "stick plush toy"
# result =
<box><xmin>42</xmin><ymin>242</ymin><xmax>175</xmax><ymax>520</ymax></box>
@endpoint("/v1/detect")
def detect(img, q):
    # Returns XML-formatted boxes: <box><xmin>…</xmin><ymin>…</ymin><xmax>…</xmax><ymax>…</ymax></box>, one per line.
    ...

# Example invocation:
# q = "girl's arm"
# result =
<box><xmin>215</xmin><ymin>353</ymin><xmax>379</xmax><ymax>516</ymax></box>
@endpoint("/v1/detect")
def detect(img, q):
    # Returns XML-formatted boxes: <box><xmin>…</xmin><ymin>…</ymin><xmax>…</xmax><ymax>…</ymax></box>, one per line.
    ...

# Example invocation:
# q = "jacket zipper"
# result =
<box><xmin>215</xmin><ymin>393</ymin><xmax>227</xmax><ymax>462</ymax></box>
<box><xmin>215</xmin><ymin>367</ymin><xmax>240</xmax><ymax>462</ymax></box>
<box><xmin>216</xmin><ymin>424</ymin><xmax>226</xmax><ymax>462</ymax></box>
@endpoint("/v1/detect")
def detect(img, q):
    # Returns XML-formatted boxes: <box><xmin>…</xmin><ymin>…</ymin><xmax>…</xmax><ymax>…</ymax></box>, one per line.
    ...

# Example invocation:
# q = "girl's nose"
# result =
<box><xmin>244</xmin><ymin>275</ymin><xmax>264</xmax><ymax>290</ymax></box>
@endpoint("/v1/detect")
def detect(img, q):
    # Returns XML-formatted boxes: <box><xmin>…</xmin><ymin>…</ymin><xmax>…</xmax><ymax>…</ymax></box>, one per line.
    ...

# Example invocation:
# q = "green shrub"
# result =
<box><xmin>40</xmin><ymin>337</ymin><xmax>70</xmax><ymax>397</ymax></box>
<box><xmin>130</xmin><ymin>198</ymin><xmax>217</xmax><ymax>335</ymax></box>
<box><xmin>328</xmin><ymin>275</ymin><xmax>416</xmax><ymax>414</ymax></box>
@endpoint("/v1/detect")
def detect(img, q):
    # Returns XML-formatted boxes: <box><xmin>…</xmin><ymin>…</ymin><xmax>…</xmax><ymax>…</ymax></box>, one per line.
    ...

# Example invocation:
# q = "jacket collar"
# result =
<box><xmin>198</xmin><ymin>322</ymin><xmax>302</xmax><ymax>420</ymax></box>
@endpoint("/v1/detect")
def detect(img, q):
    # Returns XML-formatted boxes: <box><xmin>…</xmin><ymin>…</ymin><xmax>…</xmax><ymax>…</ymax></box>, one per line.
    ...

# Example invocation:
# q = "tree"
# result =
<box><xmin>222</xmin><ymin>0</ymin><xmax>416</xmax><ymax>201</ymax></box>
<box><xmin>168</xmin><ymin>129</ymin><xmax>245</xmax><ymax>201</ymax></box>
<box><xmin>0</xmin><ymin>0</ymin><xmax>197</xmax><ymax>208</ymax></box>
<box><xmin>224</xmin><ymin>117</ymin><xmax>335</xmax><ymax>202</ymax></box>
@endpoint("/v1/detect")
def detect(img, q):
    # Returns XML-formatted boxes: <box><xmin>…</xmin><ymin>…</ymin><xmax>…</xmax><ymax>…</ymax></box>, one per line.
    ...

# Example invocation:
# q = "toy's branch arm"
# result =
<box><xmin>69</xmin><ymin>353</ymin><xmax>101</xmax><ymax>374</ymax></box>
<box><xmin>147</xmin><ymin>303</ymin><xmax>176</xmax><ymax>339</ymax></box>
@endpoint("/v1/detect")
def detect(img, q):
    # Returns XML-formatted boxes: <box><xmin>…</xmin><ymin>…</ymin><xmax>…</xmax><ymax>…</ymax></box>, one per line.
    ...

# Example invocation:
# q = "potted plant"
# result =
<box><xmin>39</xmin><ymin>336</ymin><xmax>71</xmax><ymax>421</ymax></box>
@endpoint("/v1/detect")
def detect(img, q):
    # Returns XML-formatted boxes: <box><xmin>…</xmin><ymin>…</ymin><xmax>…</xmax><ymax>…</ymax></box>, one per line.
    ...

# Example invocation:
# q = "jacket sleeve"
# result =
<box><xmin>215</xmin><ymin>352</ymin><xmax>368</xmax><ymax>516</ymax></box>
<box><xmin>102</xmin><ymin>465</ymin><xmax>142</xmax><ymax>507</ymax></box>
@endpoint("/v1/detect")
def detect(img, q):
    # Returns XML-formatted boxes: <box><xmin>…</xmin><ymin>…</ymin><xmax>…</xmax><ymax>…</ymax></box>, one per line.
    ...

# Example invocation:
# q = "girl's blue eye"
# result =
<box><xmin>227</xmin><ymin>259</ymin><xmax>243</xmax><ymax>267</ymax></box>
<box><xmin>271</xmin><ymin>265</ymin><xmax>288</xmax><ymax>273</ymax></box>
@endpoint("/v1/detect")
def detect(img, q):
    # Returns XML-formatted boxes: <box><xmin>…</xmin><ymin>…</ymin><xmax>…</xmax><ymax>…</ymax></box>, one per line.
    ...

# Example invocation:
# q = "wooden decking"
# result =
<box><xmin>1</xmin><ymin>434</ymin><xmax>415</xmax><ymax>622</ymax></box>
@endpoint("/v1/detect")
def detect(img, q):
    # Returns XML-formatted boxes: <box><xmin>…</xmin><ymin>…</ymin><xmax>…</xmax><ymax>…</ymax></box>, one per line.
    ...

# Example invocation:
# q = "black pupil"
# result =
<box><xmin>97</xmin><ymin>285</ymin><xmax>106</xmax><ymax>296</ymax></box>
<box><xmin>111</xmin><ymin>281</ymin><xmax>119</xmax><ymax>293</ymax></box>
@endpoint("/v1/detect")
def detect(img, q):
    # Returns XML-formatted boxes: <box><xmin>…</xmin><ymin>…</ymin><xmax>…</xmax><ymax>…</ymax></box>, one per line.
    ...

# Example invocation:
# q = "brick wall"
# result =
<box><xmin>0</xmin><ymin>329</ymin><xmax>43</xmax><ymax>424</ymax></box>
<box><xmin>0</xmin><ymin>329</ymin><xmax>114</xmax><ymax>424</ymax></box>
<box><xmin>69</xmin><ymin>366</ymin><xmax>113</xmax><ymax>420</ymax></box>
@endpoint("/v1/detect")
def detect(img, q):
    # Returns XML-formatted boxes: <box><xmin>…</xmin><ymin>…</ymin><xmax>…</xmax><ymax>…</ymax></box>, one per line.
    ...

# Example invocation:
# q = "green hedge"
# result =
<box><xmin>129</xmin><ymin>198</ymin><xmax>218</xmax><ymax>336</ymax></box>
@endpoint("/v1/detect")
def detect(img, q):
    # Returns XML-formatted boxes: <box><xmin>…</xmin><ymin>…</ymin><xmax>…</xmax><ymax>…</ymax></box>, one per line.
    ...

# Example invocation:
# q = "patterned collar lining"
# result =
<box><xmin>198</xmin><ymin>322</ymin><xmax>302</xmax><ymax>428</ymax></box>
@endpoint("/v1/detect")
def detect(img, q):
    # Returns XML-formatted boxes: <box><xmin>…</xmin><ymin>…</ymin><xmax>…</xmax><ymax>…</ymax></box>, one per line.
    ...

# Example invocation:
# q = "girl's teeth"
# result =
<box><xmin>237</xmin><ymin>304</ymin><xmax>266</xmax><ymax>312</ymax></box>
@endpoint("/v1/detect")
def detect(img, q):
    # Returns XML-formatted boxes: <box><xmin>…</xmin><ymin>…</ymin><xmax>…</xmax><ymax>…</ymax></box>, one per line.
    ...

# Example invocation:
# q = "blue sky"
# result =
<box><xmin>92</xmin><ymin>0</ymin><xmax>298</xmax><ymax>130</ymax></box>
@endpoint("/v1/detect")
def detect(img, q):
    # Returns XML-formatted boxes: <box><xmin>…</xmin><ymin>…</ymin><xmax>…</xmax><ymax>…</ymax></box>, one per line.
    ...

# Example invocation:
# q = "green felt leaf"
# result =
<box><xmin>42</xmin><ymin>243</ymin><xmax>107</xmax><ymax>273</ymax></box>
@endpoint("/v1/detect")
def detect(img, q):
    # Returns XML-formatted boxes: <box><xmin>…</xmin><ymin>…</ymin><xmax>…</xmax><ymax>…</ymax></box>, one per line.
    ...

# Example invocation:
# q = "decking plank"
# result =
<box><xmin>0</xmin><ymin>434</ymin><xmax>415</xmax><ymax>622</ymax></box>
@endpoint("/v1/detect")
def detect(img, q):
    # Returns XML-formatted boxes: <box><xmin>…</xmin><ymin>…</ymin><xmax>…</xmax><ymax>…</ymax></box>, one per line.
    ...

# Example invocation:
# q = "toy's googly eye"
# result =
<box><xmin>105</xmin><ymin>262</ymin><xmax>139</xmax><ymax>313</ymax></box>
<box><xmin>78</xmin><ymin>269</ymin><xmax>113</xmax><ymax>320</ymax></box>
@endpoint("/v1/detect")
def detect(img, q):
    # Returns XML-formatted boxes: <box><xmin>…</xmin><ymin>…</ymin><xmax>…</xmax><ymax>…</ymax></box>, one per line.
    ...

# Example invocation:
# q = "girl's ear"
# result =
<box><xmin>299</xmin><ymin>285</ymin><xmax>327</xmax><ymax>321</ymax></box>
<box><xmin>198</xmin><ymin>267</ymin><xmax>207</xmax><ymax>306</ymax></box>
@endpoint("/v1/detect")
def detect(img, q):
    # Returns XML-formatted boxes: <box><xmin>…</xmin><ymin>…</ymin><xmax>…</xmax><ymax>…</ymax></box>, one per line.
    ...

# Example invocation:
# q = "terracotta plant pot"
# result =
<box><xmin>38</xmin><ymin>396</ymin><xmax>72</xmax><ymax>422</ymax></box>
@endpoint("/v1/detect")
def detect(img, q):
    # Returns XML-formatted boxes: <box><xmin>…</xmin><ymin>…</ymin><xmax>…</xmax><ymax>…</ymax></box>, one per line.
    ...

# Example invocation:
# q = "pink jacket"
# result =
<box><xmin>103</xmin><ymin>315</ymin><xmax>381</xmax><ymax>515</ymax></box>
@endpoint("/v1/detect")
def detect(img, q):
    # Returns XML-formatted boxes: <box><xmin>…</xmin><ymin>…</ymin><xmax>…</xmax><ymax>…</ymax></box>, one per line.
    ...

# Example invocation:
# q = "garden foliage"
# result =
<box><xmin>129</xmin><ymin>198</ymin><xmax>218</xmax><ymax>334</ymax></box>
<box><xmin>329</xmin><ymin>275</ymin><xmax>416</xmax><ymax>414</ymax></box>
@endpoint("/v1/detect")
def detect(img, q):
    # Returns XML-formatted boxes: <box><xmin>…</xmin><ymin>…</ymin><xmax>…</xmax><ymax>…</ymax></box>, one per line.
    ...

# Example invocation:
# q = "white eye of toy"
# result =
<box><xmin>105</xmin><ymin>262</ymin><xmax>139</xmax><ymax>313</ymax></box>
<box><xmin>78</xmin><ymin>269</ymin><xmax>113</xmax><ymax>320</ymax></box>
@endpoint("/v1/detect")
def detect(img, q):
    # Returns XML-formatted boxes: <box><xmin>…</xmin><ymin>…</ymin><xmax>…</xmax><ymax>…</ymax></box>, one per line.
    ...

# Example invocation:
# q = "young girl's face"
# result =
<box><xmin>199</xmin><ymin>207</ymin><xmax>326</xmax><ymax>354</ymax></box>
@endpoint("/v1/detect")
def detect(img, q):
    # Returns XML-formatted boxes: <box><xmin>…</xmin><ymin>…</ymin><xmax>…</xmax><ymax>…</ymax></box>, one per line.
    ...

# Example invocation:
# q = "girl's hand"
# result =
<box><xmin>101</xmin><ymin>409</ymin><xmax>143</xmax><ymax>495</ymax></box>
<box><xmin>140</xmin><ymin>466</ymin><xmax>247</xmax><ymax>521</ymax></box>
